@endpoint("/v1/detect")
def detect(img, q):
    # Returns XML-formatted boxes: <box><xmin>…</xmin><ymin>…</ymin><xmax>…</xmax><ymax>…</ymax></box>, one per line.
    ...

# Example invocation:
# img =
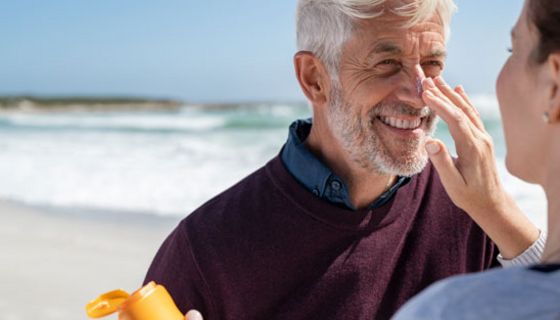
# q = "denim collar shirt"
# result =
<box><xmin>280</xmin><ymin>118</ymin><xmax>411</xmax><ymax>211</ymax></box>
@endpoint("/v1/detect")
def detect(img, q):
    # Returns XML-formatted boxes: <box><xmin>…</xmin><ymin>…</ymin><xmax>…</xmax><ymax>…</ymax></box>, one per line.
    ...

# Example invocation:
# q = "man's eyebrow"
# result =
<box><xmin>371</xmin><ymin>42</ymin><xmax>403</xmax><ymax>55</ymax></box>
<box><xmin>427</xmin><ymin>49</ymin><xmax>447</xmax><ymax>59</ymax></box>
<box><xmin>369</xmin><ymin>42</ymin><xmax>447</xmax><ymax>58</ymax></box>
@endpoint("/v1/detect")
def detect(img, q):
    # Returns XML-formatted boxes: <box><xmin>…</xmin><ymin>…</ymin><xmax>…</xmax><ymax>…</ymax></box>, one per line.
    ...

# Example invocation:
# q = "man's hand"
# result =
<box><xmin>420</xmin><ymin>75</ymin><xmax>540</xmax><ymax>259</ymax></box>
<box><xmin>185</xmin><ymin>310</ymin><xmax>203</xmax><ymax>320</ymax></box>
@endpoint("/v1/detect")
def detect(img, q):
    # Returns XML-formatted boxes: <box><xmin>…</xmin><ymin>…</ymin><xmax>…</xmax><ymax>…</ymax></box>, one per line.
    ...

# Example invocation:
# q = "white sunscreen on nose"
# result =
<box><xmin>416</xmin><ymin>77</ymin><xmax>423</xmax><ymax>97</ymax></box>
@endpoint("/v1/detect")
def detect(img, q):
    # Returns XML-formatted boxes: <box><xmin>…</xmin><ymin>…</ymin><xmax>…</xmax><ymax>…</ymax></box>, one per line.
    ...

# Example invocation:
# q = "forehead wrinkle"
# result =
<box><xmin>418</xmin><ymin>34</ymin><xmax>446</xmax><ymax>58</ymax></box>
<box><xmin>354</xmin><ymin>14</ymin><xmax>445</xmax><ymax>55</ymax></box>
<box><xmin>350</xmin><ymin>25</ymin><xmax>446</xmax><ymax>64</ymax></box>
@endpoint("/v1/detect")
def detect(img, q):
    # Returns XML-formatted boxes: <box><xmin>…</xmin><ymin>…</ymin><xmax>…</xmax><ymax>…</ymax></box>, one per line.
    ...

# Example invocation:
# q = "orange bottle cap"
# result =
<box><xmin>85</xmin><ymin>289</ymin><xmax>130</xmax><ymax>318</ymax></box>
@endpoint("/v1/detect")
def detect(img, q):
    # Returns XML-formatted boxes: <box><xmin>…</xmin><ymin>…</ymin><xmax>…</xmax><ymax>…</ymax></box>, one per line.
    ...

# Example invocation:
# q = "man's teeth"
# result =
<box><xmin>379</xmin><ymin>116</ymin><xmax>422</xmax><ymax>130</ymax></box>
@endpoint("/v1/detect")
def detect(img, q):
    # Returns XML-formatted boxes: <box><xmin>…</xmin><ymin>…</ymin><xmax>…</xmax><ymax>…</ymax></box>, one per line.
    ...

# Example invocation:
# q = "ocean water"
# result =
<box><xmin>0</xmin><ymin>95</ymin><xmax>547</xmax><ymax>229</ymax></box>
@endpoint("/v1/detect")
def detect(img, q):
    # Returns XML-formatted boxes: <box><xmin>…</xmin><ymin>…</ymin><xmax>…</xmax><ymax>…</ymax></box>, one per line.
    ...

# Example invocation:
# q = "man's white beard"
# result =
<box><xmin>326</xmin><ymin>82</ymin><xmax>438</xmax><ymax>177</ymax></box>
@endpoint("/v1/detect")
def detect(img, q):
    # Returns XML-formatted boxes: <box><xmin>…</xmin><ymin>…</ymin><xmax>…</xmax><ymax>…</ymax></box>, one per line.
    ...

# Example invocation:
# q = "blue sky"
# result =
<box><xmin>0</xmin><ymin>0</ymin><xmax>524</xmax><ymax>103</ymax></box>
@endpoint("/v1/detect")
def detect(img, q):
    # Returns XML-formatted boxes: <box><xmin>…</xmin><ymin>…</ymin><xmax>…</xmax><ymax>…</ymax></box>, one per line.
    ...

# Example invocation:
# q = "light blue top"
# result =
<box><xmin>393</xmin><ymin>264</ymin><xmax>560</xmax><ymax>320</ymax></box>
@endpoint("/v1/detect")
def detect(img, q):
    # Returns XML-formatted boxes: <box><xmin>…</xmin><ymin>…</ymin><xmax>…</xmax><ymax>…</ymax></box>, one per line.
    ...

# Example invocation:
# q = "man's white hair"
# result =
<box><xmin>296</xmin><ymin>0</ymin><xmax>458</xmax><ymax>78</ymax></box>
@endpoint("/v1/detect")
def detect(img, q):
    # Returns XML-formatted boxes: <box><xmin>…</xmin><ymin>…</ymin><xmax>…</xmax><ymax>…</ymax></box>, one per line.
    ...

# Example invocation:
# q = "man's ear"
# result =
<box><xmin>547</xmin><ymin>53</ymin><xmax>560</xmax><ymax>123</ymax></box>
<box><xmin>294</xmin><ymin>51</ymin><xmax>330</xmax><ymax>107</ymax></box>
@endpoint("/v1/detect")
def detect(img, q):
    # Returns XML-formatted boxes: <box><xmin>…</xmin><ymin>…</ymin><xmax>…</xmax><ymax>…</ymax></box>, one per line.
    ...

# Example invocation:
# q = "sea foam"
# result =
<box><xmin>0</xmin><ymin>102</ymin><xmax>546</xmax><ymax>229</ymax></box>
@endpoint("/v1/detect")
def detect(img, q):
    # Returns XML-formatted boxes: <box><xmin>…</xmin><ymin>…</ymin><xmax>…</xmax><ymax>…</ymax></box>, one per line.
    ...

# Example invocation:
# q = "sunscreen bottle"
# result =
<box><xmin>85</xmin><ymin>281</ymin><xmax>183</xmax><ymax>320</ymax></box>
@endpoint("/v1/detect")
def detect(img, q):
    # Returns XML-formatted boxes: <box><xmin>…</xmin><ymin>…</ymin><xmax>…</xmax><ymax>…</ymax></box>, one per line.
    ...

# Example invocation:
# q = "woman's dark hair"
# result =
<box><xmin>528</xmin><ymin>0</ymin><xmax>560</xmax><ymax>63</ymax></box>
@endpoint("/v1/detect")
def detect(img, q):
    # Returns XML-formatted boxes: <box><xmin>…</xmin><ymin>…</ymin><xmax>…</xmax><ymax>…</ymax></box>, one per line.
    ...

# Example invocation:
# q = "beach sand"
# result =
<box><xmin>0</xmin><ymin>200</ymin><xmax>182</xmax><ymax>320</ymax></box>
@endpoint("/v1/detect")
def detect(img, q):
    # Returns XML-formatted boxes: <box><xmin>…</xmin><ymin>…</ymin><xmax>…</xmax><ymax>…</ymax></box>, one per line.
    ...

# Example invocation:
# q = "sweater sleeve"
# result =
<box><xmin>497</xmin><ymin>230</ymin><xmax>546</xmax><ymax>267</ymax></box>
<box><xmin>144</xmin><ymin>221</ymin><xmax>216</xmax><ymax>318</ymax></box>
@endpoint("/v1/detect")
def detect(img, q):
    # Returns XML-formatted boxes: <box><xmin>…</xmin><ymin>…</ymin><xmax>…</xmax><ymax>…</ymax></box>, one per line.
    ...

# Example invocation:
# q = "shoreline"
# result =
<box><xmin>0</xmin><ymin>96</ymin><xmax>183</xmax><ymax>113</ymax></box>
<box><xmin>0</xmin><ymin>96</ymin><xmax>309</xmax><ymax>114</ymax></box>
<box><xmin>0</xmin><ymin>199</ymin><xmax>181</xmax><ymax>319</ymax></box>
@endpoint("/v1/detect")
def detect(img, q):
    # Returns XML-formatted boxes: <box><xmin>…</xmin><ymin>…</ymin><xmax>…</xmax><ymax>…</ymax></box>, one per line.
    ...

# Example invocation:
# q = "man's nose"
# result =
<box><xmin>394</xmin><ymin>65</ymin><xmax>426</xmax><ymax>109</ymax></box>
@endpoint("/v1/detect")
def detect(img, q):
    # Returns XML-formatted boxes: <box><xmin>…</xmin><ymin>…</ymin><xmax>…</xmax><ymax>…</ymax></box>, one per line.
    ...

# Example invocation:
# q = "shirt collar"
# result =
<box><xmin>281</xmin><ymin>118</ymin><xmax>410</xmax><ymax>210</ymax></box>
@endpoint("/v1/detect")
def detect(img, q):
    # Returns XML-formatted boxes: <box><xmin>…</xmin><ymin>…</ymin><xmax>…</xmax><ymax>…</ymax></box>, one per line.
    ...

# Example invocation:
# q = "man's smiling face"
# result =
<box><xmin>328</xmin><ymin>13</ymin><xmax>446</xmax><ymax>176</ymax></box>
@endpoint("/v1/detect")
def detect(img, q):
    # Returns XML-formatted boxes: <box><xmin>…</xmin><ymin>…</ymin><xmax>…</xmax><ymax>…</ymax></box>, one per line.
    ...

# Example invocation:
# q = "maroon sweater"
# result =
<box><xmin>144</xmin><ymin>156</ymin><xmax>498</xmax><ymax>319</ymax></box>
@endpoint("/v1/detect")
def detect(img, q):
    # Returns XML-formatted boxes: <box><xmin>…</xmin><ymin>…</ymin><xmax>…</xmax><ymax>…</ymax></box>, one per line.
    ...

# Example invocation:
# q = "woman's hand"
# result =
<box><xmin>185</xmin><ymin>310</ymin><xmax>203</xmax><ymax>320</ymax></box>
<box><xmin>421</xmin><ymin>75</ymin><xmax>539</xmax><ymax>259</ymax></box>
<box><xmin>421</xmin><ymin>76</ymin><xmax>503</xmax><ymax>215</ymax></box>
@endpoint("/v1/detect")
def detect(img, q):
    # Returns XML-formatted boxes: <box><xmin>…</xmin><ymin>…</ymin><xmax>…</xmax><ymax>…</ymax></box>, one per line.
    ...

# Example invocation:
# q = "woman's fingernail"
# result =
<box><xmin>425</xmin><ymin>142</ymin><xmax>440</xmax><ymax>155</ymax></box>
<box><xmin>434</xmin><ymin>76</ymin><xmax>445</xmax><ymax>85</ymax></box>
<box><xmin>425</xmin><ymin>78</ymin><xmax>435</xmax><ymax>88</ymax></box>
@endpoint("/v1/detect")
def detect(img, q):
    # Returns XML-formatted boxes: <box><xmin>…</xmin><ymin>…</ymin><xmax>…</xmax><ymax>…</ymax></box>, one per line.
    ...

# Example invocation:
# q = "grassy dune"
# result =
<box><xmin>0</xmin><ymin>96</ymin><xmax>183</xmax><ymax>112</ymax></box>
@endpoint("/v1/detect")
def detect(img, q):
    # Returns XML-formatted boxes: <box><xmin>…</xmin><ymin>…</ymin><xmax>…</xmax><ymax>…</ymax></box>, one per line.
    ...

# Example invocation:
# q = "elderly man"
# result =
<box><xmin>145</xmin><ymin>0</ymin><xmax>546</xmax><ymax>319</ymax></box>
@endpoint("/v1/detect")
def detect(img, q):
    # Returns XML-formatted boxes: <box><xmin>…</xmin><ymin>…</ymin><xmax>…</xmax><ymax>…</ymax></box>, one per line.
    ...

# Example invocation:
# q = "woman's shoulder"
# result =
<box><xmin>393</xmin><ymin>266</ymin><xmax>560</xmax><ymax>320</ymax></box>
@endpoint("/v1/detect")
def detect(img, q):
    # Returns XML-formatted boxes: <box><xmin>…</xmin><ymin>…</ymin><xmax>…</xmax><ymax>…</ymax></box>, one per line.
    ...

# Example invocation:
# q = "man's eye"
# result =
<box><xmin>507</xmin><ymin>47</ymin><xmax>513</xmax><ymax>53</ymax></box>
<box><xmin>374</xmin><ymin>60</ymin><xmax>402</xmax><ymax>74</ymax></box>
<box><xmin>422</xmin><ymin>61</ymin><xmax>444</xmax><ymax>77</ymax></box>
<box><xmin>379</xmin><ymin>59</ymin><xmax>400</xmax><ymax>66</ymax></box>
<box><xmin>423</xmin><ymin>61</ymin><xmax>443</xmax><ymax>68</ymax></box>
